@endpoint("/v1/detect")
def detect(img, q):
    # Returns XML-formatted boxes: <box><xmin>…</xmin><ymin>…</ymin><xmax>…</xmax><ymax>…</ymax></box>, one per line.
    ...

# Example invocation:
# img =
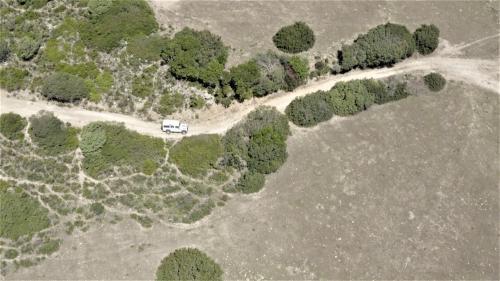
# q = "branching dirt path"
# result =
<box><xmin>1</xmin><ymin>41</ymin><xmax>499</xmax><ymax>139</ymax></box>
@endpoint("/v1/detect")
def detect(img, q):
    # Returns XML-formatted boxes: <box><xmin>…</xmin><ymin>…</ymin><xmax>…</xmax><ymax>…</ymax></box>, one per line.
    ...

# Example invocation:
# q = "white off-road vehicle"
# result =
<box><xmin>162</xmin><ymin>119</ymin><xmax>188</xmax><ymax>134</ymax></box>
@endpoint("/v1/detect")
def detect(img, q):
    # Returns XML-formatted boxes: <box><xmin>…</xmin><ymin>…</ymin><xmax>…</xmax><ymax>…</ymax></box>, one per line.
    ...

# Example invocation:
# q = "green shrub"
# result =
<box><xmin>247</xmin><ymin>126</ymin><xmax>287</xmax><ymax>174</ymax></box>
<box><xmin>156</xmin><ymin>248</ymin><xmax>223</xmax><ymax>281</ymax></box>
<box><xmin>41</xmin><ymin>72</ymin><xmax>89</xmax><ymax>102</ymax></box>
<box><xmin>169</xmin><ymin>134</ymin><xmax>223</xmax><ymax>177</ymax></box>
<box><xmin>37</xmin><ymin>239</ymin><xmax>61</xmax><ymax>255</ymax></box>
<box><xmin>414</xmin><ymin>24</ymin><xmax>440</xmax><ymax>55</ymax></box>
<box><xmin>79</xmin><ymin>0</ymin><xmax>158</xmax><ymax>51</ymax></box>
<box><xmin>272</xmin><ymin>22</ymin><xmax>315</xmax><ymax>53</ymax></box>
<box><xmin>0</xmin><ymin>113</ymin><xmax>27</xmax><ymax>140</ymax></box>
<box><xmin>4</xmin><ymin>249</ymin><xmax>18</xmax><ymax>259</ymax></box>
<box><xmin>127</xmin><ymin>34</ymin><xmax>169</xmax><ymax>61</ymax></box>
<box><xmin>90</xmin><ymin>202</ymin><xmax>105</xmax><ymax>216</ymax></box>
<box><xmin>282</xmin><ymin>56</ymin><xmax>309</xmax><ymax>91</ymax></box>
<box><xmin>222</xmin><ymin>106</ymin><xmax>290</xmax><ymax>170</ymax></box>
<box><xmin>0</xmin><ymin>39</ymin><xmax>10</xmax><ymax>62</ymax></box>
<box><xmin>55</xmin><ymin>62</ymin><xmax>100</xmax><ymax>80</ymax></box>
<box><xmin>0</xmin><ymin>66</ymin><xmax>29</xmax><ymax>92</ymax></box>
<box><xmin>285</xmin><ymin>91</ymin><xmax>333</xmax><ymax>127</ymax></box>
<box><xmin>132</xmin><ymin>75</ymin><xmax>153</xmax><ymax>98</ymax></box>
<box><xmin>157</xmin><ymin>90</ymin><xmax>184</xmax><ymax>115</ymax></box>
<box><xmin>130</xmin><ymin>213</ymin><xmax>153</xmax><ymax>228</ymax></box>
<box><xmin>80</xmin><ymin>122</ymin><xmax>107</xmax><ymax>154</ymax></box>
<box><xmin>0</xmin><ymin>180</ymin><xmax>50</xmax><ymax>240</ymax></box>
<box><xmin>236</xmin><ymin>171</ymin><xmax>265</xmax><ymax>193</ymax></box>
<box><xmin>16</xmin><ymin>36</ymin><xmax>41</xmax><ymax>60</ymax></box>
<box><xmin>82</xmin><ymin>122</ymin><xmax>166</xmax><ymax>178</ymax></box>
<box><xmin>326</xmin><ymin>81</ymin><xmax>374</xmax><ymax>116</ymax></box>
<box><xmin>340</xmin><ymin>23</ymin><xmax>415</xmax><ymax>71</ymax></box>
<box><xmin>29</xmin><ymin>111</ymin><xmax>79</xmax><ymax>155</ymax></box>
<box><xmin>142</xmin><ymin>159</ymin><xmax>158</xmax><ymax>175</ymax></box>
<box><xmin>362</xmin><ymin>78</ymin><xmax>410</xmax><ymax>104</ymax></box>
<box><xmin>253</xmin><ymin>51</ymin><xmax>286</xmax><ymax>96</ymax></box>
<box><xmin>424</xmin><ymin>72</ymin><xmax>446</xmax><ymax>92</ymax></box>
<box><xmin>229</xmin><ymin>60</ymin><xmax>261</xmax><ymax>101</ymax></box>
<box><xmin>161</xmin><ymin>28</ymin><xmax>228</xmax><ymax>86</ymax></box>
<box><xmin>189</xmin><ymin>95</ymin><xmax>206</xmax><ymax>109</ymax></box>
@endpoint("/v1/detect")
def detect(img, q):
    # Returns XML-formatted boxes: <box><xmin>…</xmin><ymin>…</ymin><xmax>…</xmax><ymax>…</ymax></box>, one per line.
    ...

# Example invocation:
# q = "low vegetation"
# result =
<box><xmin>41</xmin><ymin>72</ymin><xmax>89</xmax><ymax>102</ymax></box>
<box><xmin>424</xmin><ymin>72</ymin><xmax>446</xmax><ymax>91</ymax></box>
<box><xmin>29</xmin><ymin>111</ymin><xmax>79</xmax><ymax>155</ymax></box>
<box><xmin>81</xmin><ymin>122</ymin><xmax>166</xmax><ymax>178</ymax></box>
<box><xmin>286</xmin><ymin>78</ymin><xmax>411</xmax><ymax>127</ymax></box>
<box><xmin>169</xmin><ymin>134</ymin><xmax>223</xmax><ymax>177</ymax></box>
<box><xmin>413</xmin><ymin>24</ymin><xmax>440</xmax><ymax>55</ymax></box>
<box><xmin>156</xmin><ymin>248</ymin><xmax>223</xmax><ymax>281</ymax></box>
<box><xmin>79</xmin><ymin>0</ymin><xmax>158</xmax><ymax>51</ymax></box>
<box><xmin>0</xmin><ymin>113</ymin><xmax>27</xmax><ymax>140</ymax></box>
<box><xmin>0</xmin><ymin>66</ymin><xmax>29</xmax><ymax>92</ymax></box>
<box><xmin>235</xmin><ymin>171</ymin><xmax>265</xmax><ymax>194</ymax></box>
<box><xmin>0</xmin><ymin>180</ymin><xmax>51</xmax><ymax>241</ymax></box>
<box><xmin>339</xmin><ymin>23</ymin><xmax>415</xmax><ymax>71</ymax></box>
<box><xmin>157</xmin><ymin>90</ymin><xmax>185</xmax><ymax>116</ymax></box>
<box><xmin>273</xmin><ymin>22</ymin><xmax>315</xmax><ymax>53</ymax></box>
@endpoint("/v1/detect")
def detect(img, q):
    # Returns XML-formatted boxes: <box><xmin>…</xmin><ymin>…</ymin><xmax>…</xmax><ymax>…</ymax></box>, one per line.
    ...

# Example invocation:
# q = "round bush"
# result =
<box><xmin>156</xmin><ymin>248</ymin><xmax>223</xmax><ymax>281</ymax></box>
<box><xmin>0</xmin><ymin>113</ymin><xmax>27</xmax><ymax>140</ymax></box>
<box><xmin>236</xmin><ymin>171</ymin><xmax>265</xmax><ymax>193</ymax></box>
<box><xmin>424</xmin><ymin>72</ymin><xmax>446</xmax><ymax>92</ymax></box>
<box><xmin>285</xmin><ymin>91</ymin><xmax>333</xmax><ymax>127</ymax></box>
<box><xmin>273</xmin><ymin>22</ymin><xmax>315</xmax><ymax>54</ymax></box>
<box><xmin>29</xmin><ymin>111</ymin><xmax>79</xmax><ymax>155</ymax></box>
<box><xmin>41</xmin><ymin>72</ymin><xmax>89</xmax><ymax>102</ymax></box>
<box><xmin>414</xmin><ymin>24</ymin><xmax>440</xmax><ymax>55</ymax></box>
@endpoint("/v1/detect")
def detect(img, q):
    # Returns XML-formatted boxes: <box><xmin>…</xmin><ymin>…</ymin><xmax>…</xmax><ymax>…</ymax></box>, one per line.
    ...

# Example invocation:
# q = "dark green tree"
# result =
<box><xmin>414</xmin><ymin>24</ymin><xmax>440</xmax><ymax>55</ymax></box>
<box><xmin>247</xmin><ymin>126</ymin><xmax>287</xmax><ymax>174</ymax></box>
<box><xmin>156</xmin><ymin>248</ymin><xmax>223</xmax><ymax>281</ymax></box>
<box><xmin>161</xmin><ymin>28</ymin><xmax>228</xmax><ymax>86</ymax></box>
<box><xmin>340</xmin><ymin>23</ymin><xmax>415</xmax><ymax>71</ymax></box>
<box><xmin>229</xmin><ymin>60</ymin><xmax>261</xmax><ymax>101</ymax></box>
<box><xmin>273</xmin><ymin>22</ymin><xmax>315</xmax><ymax>53</ymax></box>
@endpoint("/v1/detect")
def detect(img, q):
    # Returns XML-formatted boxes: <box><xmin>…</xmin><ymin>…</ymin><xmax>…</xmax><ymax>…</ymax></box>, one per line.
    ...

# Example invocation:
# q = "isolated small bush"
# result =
<box><xmin>424</xmin><ymin>72</ymin><xmax>446</xmax><ymax>91</ymax></box>
<box><xmin>90</xmin><ymin>202</ymin><xmax>105</xmax><ymax>216</ymax></box>
<box><xmin>156</xmin><ymin>248</ymin><xmax>223</xmax><ymax>281</ymax></box>
<box><xmin>285</xmin><ymin>91</ymin><xmax>333</xmax><ymax>127</ymax></box>
<box><xmin>41</xmin><ymin>72</ymin><xmax>89</xmax><ymax>102</ymax></box>
<box><xmin>273</xmin><ymin>22</ymin><xmax>315</xmax><ymax>53</ymax></box>
<box><xmin>0</xmin><ymin>113</ymin><xmax>27</xmax><ymax>140</ymax></box>
<box><xmin>37</xmin><ymin>239</ymin><xmax>61</xmax><ymax>255</ymax></box>
<box><xmin>236</xmin><ymin>171</ymin><xmax>265</xmax><ymax>193</ymax></box>
<box><xmin>4</xmin><ymin>249</ymin><xmax>18</xmax><ymax>259</ymax></box>
<box><xmin>414</xmin><ymin>24</ymin><xmax>440</xmax><ymax>55</ymax></box>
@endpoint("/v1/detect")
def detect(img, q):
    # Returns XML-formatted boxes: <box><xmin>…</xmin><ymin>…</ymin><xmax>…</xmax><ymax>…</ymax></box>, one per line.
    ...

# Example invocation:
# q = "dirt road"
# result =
<box><xmin>1</xmin><ymin>55</ymin><xmax>498</xmax><ymax>139</ymax></box>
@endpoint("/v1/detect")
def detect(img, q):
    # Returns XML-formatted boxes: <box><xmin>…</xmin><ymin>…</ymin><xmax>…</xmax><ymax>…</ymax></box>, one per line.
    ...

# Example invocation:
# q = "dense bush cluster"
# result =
<box><xmin>222</xmin><ymin>107</ymin><xmax>289</xmax><ymax>192</ymax></box>
<box><xmin>272</xmin><ymin>22</ymin><xmax>315</xmax><ymax>53</ymax></box>
<box><xmin>0</xmin><ymin>113</ymin><xmax>27</xmax><ymax>140</ymax></box>
<box><xmin>413</xmin><ymin>24</ymin><xmax>440</xmax><ymax>55</ymax></box>
<box><xmin>0</xmin><ymin>39</ymin><xmax>10</xmax><ymax>62</ymax></box>
<box><xmin>161</xmin><ymin>28</ymin><xmax>228</xmax><ymax>87</ymax></box>
<box><xmin>0</xmin><ymin>66</ymin><xmax>29</xmax><ymax>92</ymax></box>
<box><xmin>216</xmin><ymin>52</ymin><xmax>309</xmax><ymax>105</ymax></box>
<box><xmin>41</xmin><ymin>72</ymin><xmax>89</xmax><ymax>102</ymax></box>
<box><xmin>424</xmin><ymin>72</ymin><xmax>446</xmax><ymax>91</ymax></box>
<box><xmin>29</xmin><ymin>111</ymin><xmax>79</xmax><ymax>155</ymax></box>
<box><xmin>169</xmin><ymin>134</ymin><xmax>223</xmax><ymax>177</ymax></box>
<box><xmin>80</xmin><ymin>0</ymin><xmax>158</xmax><ymax>51</ymax></box>
<box><xmin>235</xmin><ymin>171</ymin><xmax>265</xmax><ymax>193</ymax></box>
<box><xmin>81</xmin><ymin>122</ymin><xmax>166</xmax><ymax>178</ymax></box>
<box><xmin>15</xmin><ymin>36</ymin><xmax>41</xmax><ymax>61</ymax></box>
<box><xmin>156</xmin><ymin>248</ymin><xmax>223</xmax><ymax>281</ymax></box>
<box><xmin>0</xmin><ymin>180</ymin><xmax>50</xmax><ymax>240</ymax></box>
<box><xmin>339</xmin><ymin>23</ymin><xmax>415</xmax><ymax>71</ymax></box>
<box><xmin>286</xmin><ymin>79</ymin><xmax>410</xmax><ymax>127</ymax></box>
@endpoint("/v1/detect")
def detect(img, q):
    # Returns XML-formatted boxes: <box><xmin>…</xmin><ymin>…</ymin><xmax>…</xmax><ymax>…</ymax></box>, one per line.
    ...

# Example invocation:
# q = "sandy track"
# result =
<box><xmin>1</xmin><ymin>55</ymin><xmax>498</xmax><ymax>139</ymax></box>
